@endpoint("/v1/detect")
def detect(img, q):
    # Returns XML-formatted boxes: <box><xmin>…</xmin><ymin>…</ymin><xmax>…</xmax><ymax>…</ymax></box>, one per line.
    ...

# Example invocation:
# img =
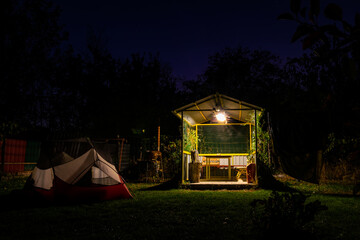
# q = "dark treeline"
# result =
<box><xmin>2</xmin><ymin>0</ymin><xmax>183</xmax><ymax>139</ymax></box>
<box><xmin>2</xmin><ymin>0</ymin><xmax>360</xmax><ymax>176</ymax></box>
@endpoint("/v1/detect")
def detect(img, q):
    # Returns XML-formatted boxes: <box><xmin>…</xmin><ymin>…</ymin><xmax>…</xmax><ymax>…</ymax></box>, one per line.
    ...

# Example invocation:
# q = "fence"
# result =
<box><xmin>0</xmin><ymin>138</ymin><xmax>130</xmax><ymax>174</ymax></box>
<box><xmin>0</xmin><ymin>139</ymin><xmax>41</xmax><ymax>173</ymax></box>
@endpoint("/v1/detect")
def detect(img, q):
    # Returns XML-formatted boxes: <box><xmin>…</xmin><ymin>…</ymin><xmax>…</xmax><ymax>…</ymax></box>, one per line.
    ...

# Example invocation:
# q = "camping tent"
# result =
<box><xmin>24</xmin><ymin>148</ymin><xmax>132</xmax><ymax>203</ymax></box>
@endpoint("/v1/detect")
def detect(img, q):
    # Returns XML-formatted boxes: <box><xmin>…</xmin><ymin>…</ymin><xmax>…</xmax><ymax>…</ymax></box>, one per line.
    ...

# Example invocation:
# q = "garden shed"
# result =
<box><xmin>173</xmin><ymin>93</ymin><xmax>263</xmax><ymax>186</ymax></box>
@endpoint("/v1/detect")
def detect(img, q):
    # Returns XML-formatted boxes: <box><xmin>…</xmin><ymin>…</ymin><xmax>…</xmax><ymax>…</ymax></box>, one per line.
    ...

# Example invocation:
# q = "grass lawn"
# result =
<box><xmin>0</xmin><ymin>176</ymin><xmax>359</xmax><ymax>240</ymax></box>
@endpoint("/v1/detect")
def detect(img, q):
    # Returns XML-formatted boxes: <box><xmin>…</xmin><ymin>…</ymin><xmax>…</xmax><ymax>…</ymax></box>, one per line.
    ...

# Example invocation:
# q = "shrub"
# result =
<box><xmin>250</xmin><ymin>191</ymin><xmax>327</xmax><ymax>239</ymax></box>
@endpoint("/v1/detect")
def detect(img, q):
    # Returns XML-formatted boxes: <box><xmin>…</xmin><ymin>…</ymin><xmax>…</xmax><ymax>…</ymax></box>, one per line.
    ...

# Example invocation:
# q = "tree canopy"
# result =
<box><xmin>1</xmin><ymin>0</ymin><xmax>181</xmax><ymax>139</ymax></box>
<box><xmin>2</xmin><ymin>0</ymin><xmax>360</xmax><ymax>175</ymax></box>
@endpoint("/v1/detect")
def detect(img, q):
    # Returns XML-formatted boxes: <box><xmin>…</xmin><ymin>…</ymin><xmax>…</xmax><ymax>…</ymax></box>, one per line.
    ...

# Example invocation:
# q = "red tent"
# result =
<box><xmin>24</xmin><ymin>148</ymin><xmax>132</xmax><ymax>203</ymax></box>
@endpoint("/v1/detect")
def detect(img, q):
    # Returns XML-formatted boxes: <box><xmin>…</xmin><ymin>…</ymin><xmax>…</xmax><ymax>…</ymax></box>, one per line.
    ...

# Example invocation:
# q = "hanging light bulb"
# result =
<box><xmin>215</xmin><ymin>112</ymin><xmax>226</xmax><ymax>122</ymax></box>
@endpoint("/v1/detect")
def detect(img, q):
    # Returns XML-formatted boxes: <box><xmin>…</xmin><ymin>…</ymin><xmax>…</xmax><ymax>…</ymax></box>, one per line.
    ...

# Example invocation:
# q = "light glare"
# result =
<box><xmin>216</xmin><ymin>112</ymin><xmax>226</xmax><ymax>122</ymax></box>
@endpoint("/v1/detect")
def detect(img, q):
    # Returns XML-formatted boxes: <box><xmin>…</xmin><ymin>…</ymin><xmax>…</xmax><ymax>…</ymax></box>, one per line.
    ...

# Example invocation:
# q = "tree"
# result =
<box><xmin>278</xmin><ymin>0</ymin><xmax>360</xmax><ymax>136</ymax></box>
<box><xmin>274</xmin><ymin>0</ymin><xmax>360</xmax><ymax>182</ymax></box>
<box><xmin>1</xmin><ymin>0</ymin><xmax>67</xmax><ymax>129</ymax></box>
<box><xmin>183</xmin><ymin>47</ymin><xmax>283</xmax><ymax>109</ymax></box>
<box><xmin>116</xmin><ymin>53</ymin><xmax>180</xmax><ymax>137</ymax></box>
<box><xmin>79</xmin><ymin>27</ymin><xmax>181</xmax><ymax>138</ymax></box>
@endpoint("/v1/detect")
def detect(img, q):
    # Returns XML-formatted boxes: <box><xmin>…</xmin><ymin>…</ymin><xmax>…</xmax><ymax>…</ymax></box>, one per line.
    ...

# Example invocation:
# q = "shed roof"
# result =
<box><xmin>173</xmin><ymin>93</ymin><xmax>263</xmax><ymax>125</ymax></box>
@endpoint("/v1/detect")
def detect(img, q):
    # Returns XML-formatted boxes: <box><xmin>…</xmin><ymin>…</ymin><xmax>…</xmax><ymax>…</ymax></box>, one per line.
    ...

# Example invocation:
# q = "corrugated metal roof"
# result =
<box><xmin>173</xmin><ymin>93</ymin><xmax>263</xmax><ymax>125</ymax></box>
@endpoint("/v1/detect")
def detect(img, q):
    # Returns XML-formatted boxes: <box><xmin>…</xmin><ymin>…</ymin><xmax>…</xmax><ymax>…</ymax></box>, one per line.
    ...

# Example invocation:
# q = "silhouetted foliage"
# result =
<box><xmin>2</xmin><ymin>0</ymin><xmax>181</xmax><ymax>140</ymax></box>
<box><xmin>279</xmin><ymin>0</ymin><xmax>360</xmax><ymax>170</ymax></box>
<box><xmin>279</xmin><ymin>0</ymin><xmax>360</xmax><ymax>126</ymax></box>
<box><xmin>183</xmin><ymin>47</ymin><xmax>283</xmax><ymax>109</ymax></box>
<box><xmin>251</xmin><ymin>191</ymin><xmax>327</xmax><ymax>239</ymax></box>
<box><xmin>1</xmin><ymin>0</ymin><xmax>67</xmax><ymax>129</ymax></box>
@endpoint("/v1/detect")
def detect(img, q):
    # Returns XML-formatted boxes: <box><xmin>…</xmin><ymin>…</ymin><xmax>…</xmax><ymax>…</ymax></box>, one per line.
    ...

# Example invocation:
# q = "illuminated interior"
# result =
<box><xmin>173</xmin><ymin>93</ymin><xmax>262</xmax><ymax>184</ymax></box>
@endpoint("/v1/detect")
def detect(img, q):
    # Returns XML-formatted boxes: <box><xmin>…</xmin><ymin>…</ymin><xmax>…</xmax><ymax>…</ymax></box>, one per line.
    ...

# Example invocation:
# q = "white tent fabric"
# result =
<box><xmin>95</xmin><ymin>153</ymin><xmax>121</xmax><ymax>183</ymax></box>
<box><xmin>30</xmin><ymin>148</ymin><xmax>120</xmax><ymax>190</ymax></box>
<box><xmin>92</xmin><ymin>166</ymin><xmax>108</xmax><ymax>179</ymax></box>
<box><xmin>54</xmin><ymin>149</ymin><xmax>96</xmax><ymax>184</ymax></box>
<box><xmin>32</xmin><ymin>167</ymin><xmax>54</xmax><ymax>190</ymax></box>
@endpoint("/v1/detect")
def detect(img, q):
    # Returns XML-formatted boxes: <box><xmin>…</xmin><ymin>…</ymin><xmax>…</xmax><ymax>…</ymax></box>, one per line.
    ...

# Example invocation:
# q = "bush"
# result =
<box><xmin>250</xmin><ymin>191</ymin><xmax>327</xmax><ymax>239</ymax></box>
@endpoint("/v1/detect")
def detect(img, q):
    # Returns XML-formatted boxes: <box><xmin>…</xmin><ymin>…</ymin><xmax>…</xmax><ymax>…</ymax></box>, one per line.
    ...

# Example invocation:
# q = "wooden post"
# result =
<box><xmin>316</xmin><ymin>150</ymin><xmax>323</xmax><ymax>183</ymax></box>
<box><xmin>157</xmin><ymin>126</ymin><xmax>160</xmax><ymax>152</ymax></box>
<box><xmin>117</xmin><ymin>135</ymin><xmax>125</xmax><ymax>171</ymax></box>
<box><xmin>228</xmin><ymin>157</ymin><xmax>231</xmax><ymax>180</ymax></box>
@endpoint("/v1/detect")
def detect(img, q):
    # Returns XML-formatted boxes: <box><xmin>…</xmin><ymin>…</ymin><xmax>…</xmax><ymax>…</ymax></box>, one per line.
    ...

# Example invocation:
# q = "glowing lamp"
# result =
<box><xmin>215</xmin><ymin>112</ymin><xmax>226</xmax><ymax>122</ymax></box>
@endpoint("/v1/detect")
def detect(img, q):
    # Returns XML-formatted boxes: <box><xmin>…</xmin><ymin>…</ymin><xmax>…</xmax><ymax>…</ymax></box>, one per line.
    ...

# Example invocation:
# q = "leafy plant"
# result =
<box><xmin>0</xmin><ymin>121</ymin><xmax>23</xmax><ymax>140</ymax></box>
<box><xmin>278</xmin><ymin>0</ymin><xmax>356</xmax><ymax>53</ymax></box>
<box><xmin>256</xmin><ymin>112</ymin><xmax>272</xmax><ymax>167</ymax></box>
<box><xmin>250</xmin><ymin>191</ymin><xmax>327</xmax><ymax>238</ymax></box>
<box><xmin>183</xmin><ymin>122</ymin><xmax>196</xmax><ymax>152</ymax></box>
<box><xmin>160</xmin><ymin>136</ymin><xmax>181</xmax><ymax>176</ymax></box>
<box><xmin>324</xmin><ymin>132</ymin><xmax>360</xmax><ymax>159</ymax></box>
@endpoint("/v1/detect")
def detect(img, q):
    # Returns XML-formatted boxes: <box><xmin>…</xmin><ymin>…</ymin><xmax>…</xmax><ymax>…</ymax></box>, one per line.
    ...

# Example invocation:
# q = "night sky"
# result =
<box><xmin>53</xmin><ymin>0</ymin><xmax>360</xmax><ymax>82</ymax></box>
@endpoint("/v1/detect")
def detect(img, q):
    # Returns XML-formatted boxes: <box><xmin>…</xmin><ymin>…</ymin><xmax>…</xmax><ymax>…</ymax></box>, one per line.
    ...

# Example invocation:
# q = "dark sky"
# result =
<box><xmin>53</xmin><ymin>0</ymin><xmax>360</xmax><ymax>82</ymax></box>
